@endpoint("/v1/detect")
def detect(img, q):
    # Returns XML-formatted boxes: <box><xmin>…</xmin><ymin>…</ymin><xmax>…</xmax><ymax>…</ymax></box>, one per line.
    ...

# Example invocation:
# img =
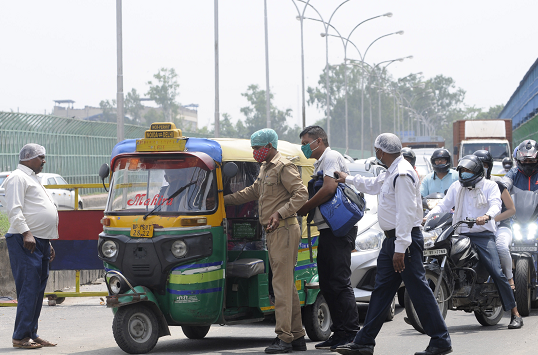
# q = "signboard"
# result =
<box><xmin>135</xmin><ymin>138</ymin><xmax>187</xmax><ymax>152</ymax></box>
<box><xmin>233</xmin><ymin>222</ymin><xmax>257</xmax><ymax>239</ymax></box>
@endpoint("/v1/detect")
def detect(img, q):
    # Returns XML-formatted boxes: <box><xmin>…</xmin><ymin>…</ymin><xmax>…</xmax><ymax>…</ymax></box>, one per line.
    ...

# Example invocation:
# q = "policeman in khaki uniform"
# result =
<box><xmin>224</xmin><ymin>129</ymin><xmax>308</xmax><ymax>354</ymax></box>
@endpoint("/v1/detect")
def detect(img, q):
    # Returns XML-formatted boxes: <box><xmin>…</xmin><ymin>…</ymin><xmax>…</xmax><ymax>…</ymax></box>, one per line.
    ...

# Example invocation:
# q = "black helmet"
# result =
<box><xmin>457</xmin><ymin>155</ymin><xmax>484</xmax><ymax>187</ymax></box>
<box><xmin>401</xmin><ymin>147</ymin><xmax>416</xmax><ymax>167</ymax></box>
<box><xmin>516</xmin><ymin>140</ymin><xmax>538</xmax><ymax>177</ymax></box>
<box><xmin>450</xmin><ymin>236</ymin><xmax>478</xmax><ymax>268</ymax></box>
<box><xmin>502</xmin><ymin>157</ymin><xmax>513</xmax><ymax>170</ymax></box>
<box><xmin>430</xmin><ymin>148</ymin><xmax>451</xmax><ymax>173</ymax></box>
<box><xmin>473</xmin><ymin>150</ymin><xmax>493</xmax><ymax>179</ymax></box>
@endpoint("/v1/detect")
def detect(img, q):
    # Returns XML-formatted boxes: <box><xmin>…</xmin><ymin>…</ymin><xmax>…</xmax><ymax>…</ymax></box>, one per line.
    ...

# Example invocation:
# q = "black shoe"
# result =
<box><xmin>265</xmin><ymin>338</ymin><xmax>293</xmax><ymax>354</ymax></box>
<box><xmin>414</xmin><ymin>346</ymin><xmax>453</xmax><ymax>355</ymax></box>
<box><xmin>508</xmin><ymin>314</ymin><xmax>523</xmax><ymax>329</ymax></box>
<box><xmin>291</xmin><ymin>336</ymin><xmax>307</xmax><ymax>351</ymax></box>
<box><xmin>330</xmin><ymin>333</ymin><xmax>357</xmax><ymax>351</ymax></box>
<box><xmin>315</xmin><ymin>334</ymin><xmax>342</xmax><ymax>349</ymax></box>
<box><xmin>334</xmin><ymin>343</ymin><xmax>374</xmax><ymax>355</ymax></box>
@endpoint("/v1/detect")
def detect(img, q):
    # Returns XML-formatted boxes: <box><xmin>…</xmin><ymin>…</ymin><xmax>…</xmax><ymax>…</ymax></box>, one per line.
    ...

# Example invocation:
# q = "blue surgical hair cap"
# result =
<box><xmin>250</xmin><ymin>128</ymin><xmax>278</xmax><ymax>149</ymax></box>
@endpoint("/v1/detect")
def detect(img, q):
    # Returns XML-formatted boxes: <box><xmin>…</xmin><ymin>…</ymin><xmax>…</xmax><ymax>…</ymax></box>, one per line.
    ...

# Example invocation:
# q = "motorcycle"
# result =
<box><xmin>422</xmin><ymin>192</ymin><xmax>445</xmax><ymax>217</ymax></box>
<box><xmin>405</xmin><ymin>218</ymin><xmax>504</xmax><ymax>334</ymax></box>
<box><xmin>510</xmin><ymin>186</ymin><xmax>538</xmax><ymax>316</ymax></box>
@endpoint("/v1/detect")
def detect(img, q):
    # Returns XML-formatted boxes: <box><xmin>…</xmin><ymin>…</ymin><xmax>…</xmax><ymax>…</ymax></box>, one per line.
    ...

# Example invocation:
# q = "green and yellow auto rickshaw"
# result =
<box><xmin>97</xmin><ymin>123</ymin><xmax>329</xmax><ymax>354</ymax></box>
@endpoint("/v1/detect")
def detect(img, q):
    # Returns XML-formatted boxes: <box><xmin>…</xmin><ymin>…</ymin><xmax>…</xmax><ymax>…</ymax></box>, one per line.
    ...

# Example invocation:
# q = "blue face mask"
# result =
<box><xmin>461</xmin><ymin>172</ymin><xmax>474</xmax><ymax>179</ymax></box>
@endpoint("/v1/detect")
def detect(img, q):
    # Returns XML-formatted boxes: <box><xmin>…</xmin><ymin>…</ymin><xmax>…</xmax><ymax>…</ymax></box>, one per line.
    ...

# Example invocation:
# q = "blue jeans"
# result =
<box><xmin>464</xmin><ymin>231</ymin><xmax>517</xmax><ymax>311</ymax></box>
<box><xmin>5</xmin><ymin>233</ymin><xmax>50</xmax><ymax>340</ymax></box>
<box><xmin>354</xmin><ymin>227</ymin><xmax>451</xmax><ymax>349</ymax></box>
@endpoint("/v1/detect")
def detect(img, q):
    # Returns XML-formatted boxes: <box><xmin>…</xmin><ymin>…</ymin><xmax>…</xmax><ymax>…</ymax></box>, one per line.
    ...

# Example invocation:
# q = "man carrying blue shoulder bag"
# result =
<box><xmin>297</xmin><ymin>126</ymin><xmax>360</xmax><ymax>351</ymax></box>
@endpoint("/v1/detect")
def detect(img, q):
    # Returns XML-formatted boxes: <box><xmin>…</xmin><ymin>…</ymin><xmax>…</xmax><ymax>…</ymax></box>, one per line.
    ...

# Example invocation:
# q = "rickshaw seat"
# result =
<box><xmin>227</xmin><ymin>258</ymin><xmax>265</xmax><ymax>278</ymax></box>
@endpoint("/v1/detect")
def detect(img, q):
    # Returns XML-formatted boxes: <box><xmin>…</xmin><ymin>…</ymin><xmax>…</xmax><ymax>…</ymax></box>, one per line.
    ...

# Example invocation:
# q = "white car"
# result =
<box><xmin>38</xmin><ymin>173</ymin><xmax>83</xmax><ymax>210</ymax></box>
<box><xmin>347</xmin><ymin>162</ymin><xmax>400</xmax><ymax>321</ymax></box>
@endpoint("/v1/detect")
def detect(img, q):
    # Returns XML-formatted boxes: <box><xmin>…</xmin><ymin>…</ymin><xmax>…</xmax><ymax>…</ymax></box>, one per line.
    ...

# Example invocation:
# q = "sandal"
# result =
<box><xmin>33</xmin><ymin>337</ymin><xmax>57</xmax><ymax>347</ymax></box>
<box><xmin>12</xmin><ymin>338</ymin><xmax>43</xmax><ymax>349</ymax></box>
<box><xmin>509</xmin><ymin>279</ymin><xmax>516</xmax><ymax>291</ymax></box>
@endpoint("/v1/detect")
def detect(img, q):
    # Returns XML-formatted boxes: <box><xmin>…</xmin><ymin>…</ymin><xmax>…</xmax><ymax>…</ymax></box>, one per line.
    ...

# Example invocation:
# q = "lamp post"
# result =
<box><xmin>214</xmin><ymin>0</ymin><xmax>220</xmax><ymax>137</ymax></box>
<box><xmin>308</xmin><ymin>12</ymin><xmax>392</xmax><ymax>153</ymax></box>
<box><xmin>264</xmin><ymin>0</ymin><xmax>271</xmax><ymax>128</ymax></box>
<box><xmin>295</xmin><ymin>0</ymin><xmax>351</xmax><ymax>143</ymax></box>
<box><xmin>116</xmin><ymin>0</ymin><xmax>124</xmax><ymax>142</ymax></box>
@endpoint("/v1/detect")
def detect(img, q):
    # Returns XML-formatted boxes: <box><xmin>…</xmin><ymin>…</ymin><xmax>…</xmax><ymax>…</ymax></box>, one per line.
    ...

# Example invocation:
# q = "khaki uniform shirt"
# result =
<box><xmin>224</xmin><ymin>152</ymin><xmax>308</xmax><ymax>226</ymax></box>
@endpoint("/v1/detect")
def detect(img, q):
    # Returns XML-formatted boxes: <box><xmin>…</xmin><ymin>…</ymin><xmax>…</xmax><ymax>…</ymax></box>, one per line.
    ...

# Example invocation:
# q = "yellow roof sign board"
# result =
<box><xmin>136</xmin><ymin>138</ymin><xmax>187</xmax><ymax>152</ymax></box>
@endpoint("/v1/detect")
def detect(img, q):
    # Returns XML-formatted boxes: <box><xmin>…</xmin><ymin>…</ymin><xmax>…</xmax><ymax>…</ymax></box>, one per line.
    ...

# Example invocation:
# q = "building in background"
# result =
<box><xmin>499</xmin><ymin>57</ymin><xmax>538</xmax><ymax>145</ymax></box>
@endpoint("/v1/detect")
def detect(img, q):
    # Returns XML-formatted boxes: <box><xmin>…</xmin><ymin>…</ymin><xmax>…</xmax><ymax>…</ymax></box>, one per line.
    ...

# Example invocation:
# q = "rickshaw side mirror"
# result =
<box><xmin>99</xmin><ymin>163</ymin><xmax>110</xmax><ymax>181</ymax></box>
<box><xmin>223</xmin><ymin>162</ymin><xmax>238</xmax><ymax>178</ymax></box>
<box><xmin>99</xmin><ymin>163</ymin><xmax>110</xmax><ymax>192</ymax></box>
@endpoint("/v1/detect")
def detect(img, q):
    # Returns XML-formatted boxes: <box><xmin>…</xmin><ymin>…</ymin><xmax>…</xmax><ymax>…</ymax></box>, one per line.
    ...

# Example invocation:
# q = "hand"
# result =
<box><xmin>393</xmin><ymin>252</ymin><xmax>405</xmax><ymax>273</ymax></box>
<box><xmin>267</xmin><ymin>212</ymin><xmax>281</xmax><ymax>232</ymax></box>
<box><xmin>22</xmin><ymin>231</ymin><xmax>36</xmax><ymax>253</ymax></box>
<box><xmin>422</xmin><ymin>217</ymin><xmax>427</xmax><ymax>226</ymax></box>
<box><xmin>476</xmin><ymin>215</ymin><xmax>489</xmax><ymax>225</ymax></box>
<box><xmin>296</xmin><ymin>206</ymin><xmax>308</xmax><ymax>217</ymax></box>
<box><xmin>50</xmin><ymin>244</ymin><xmax>55</xmax><ymax>262</ymax></box>
<box><xmin>334</xmin><ymin>171</ymin><xmax>348</xmax><ymax>184</ymax></box>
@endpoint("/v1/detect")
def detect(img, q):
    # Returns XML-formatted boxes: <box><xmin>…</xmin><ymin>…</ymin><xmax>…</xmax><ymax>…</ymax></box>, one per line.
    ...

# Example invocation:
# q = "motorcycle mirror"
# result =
<box><xmin>223</xmin><ymin>162</ymin><xmax>238</xmax><ymax>178</ymax></box>
<box><xmin>98</xmin><ymin>163</ymin><xmax>110</xmax><ymax>192</ymax></box>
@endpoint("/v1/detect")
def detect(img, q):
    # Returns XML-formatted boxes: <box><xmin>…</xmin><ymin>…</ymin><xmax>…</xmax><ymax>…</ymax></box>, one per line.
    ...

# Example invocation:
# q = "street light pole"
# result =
<box><xmin>214</xmin><ymin>0</ymin><xmax>220</xmax><ymax>137</ymax></box>
<box><xmin>116</xmin><ymin>0</ymin><xmax>124</xmax><ymax>142</ymax></box>
<box><xmin>264</xmin><ymin>0</ymin><xmax>271</xmax><ymax>128</ymax></box>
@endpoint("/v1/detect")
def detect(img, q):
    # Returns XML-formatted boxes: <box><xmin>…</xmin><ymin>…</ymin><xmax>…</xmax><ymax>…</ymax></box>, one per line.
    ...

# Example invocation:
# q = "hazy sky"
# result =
<box><xmin>1</xmin><ymin>0</ymin><xmax>537</xmax><ymax>130</ymax></box>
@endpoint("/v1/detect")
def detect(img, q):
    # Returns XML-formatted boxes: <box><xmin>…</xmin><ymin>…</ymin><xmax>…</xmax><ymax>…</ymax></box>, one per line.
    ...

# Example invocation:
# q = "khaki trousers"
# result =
<box><xmin>266</xmin><ymin>223</ymin><xmax>306</xmax><ymax>343</ymax></box>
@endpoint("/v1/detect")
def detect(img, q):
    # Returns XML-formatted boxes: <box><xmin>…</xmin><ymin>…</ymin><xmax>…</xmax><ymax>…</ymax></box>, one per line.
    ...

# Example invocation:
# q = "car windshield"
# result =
<box><xmin>0</xmin><ymin>176</ymin><xmax>7</xmax><ymax>187</ymax></box>
<box><xmin>107</xmin><ymin>155</ymin><xmax>217</xmax><ymax>214</ymax></box>
<box><xmin>415</xmin><ymin>155</ymin><xmax>432</xmax><ymax>176</ymax></box>
<box><xmin>461</xmin><ymin>143</ymin><xmax>510</xmax><ymax>160</ymax></box>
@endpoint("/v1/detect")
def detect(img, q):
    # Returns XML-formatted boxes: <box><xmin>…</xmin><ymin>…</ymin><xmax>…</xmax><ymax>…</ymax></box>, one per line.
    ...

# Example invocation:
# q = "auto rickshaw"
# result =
<box><xmin>97</xmin><ymin>123</ymin><xmax>329</xmax><ymax>354</ymax></box>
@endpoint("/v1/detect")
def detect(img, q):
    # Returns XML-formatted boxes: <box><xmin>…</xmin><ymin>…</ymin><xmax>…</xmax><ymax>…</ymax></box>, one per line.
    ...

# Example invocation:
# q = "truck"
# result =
<box><xmin>452</xmin><ymin>119</ymin><xmax>512</xmax><ymax>163</ymax></box>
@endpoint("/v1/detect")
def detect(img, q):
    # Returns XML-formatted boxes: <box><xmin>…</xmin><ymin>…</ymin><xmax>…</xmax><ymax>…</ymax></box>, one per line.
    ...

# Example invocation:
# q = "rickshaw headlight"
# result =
<box><xmin>171</xmin><ymin>240</ymin><xmax>188</xmax><ymax>258</ymax></box>
<box><xmin>109</xmin><ymin>276</ymin><xmax>122</xmax><ymax>295</ymax></box>
<box><xmin>101</xmin><ymin>240</ymin><xmax>118</xmax><ymax>258</ymax></box>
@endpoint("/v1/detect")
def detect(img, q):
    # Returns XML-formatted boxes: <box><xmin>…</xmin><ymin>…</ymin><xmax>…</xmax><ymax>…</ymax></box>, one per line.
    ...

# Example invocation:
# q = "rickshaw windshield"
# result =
<box><xmin>107</xmin><ymin>155</ymin><xmax>217</xmax><ymax>215</ymax></box>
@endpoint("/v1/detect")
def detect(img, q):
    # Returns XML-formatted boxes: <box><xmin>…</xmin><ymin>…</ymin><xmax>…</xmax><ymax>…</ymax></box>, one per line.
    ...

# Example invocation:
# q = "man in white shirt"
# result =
<box><xmin>334</xmin><ymin>134</ymin><xmax>452</xmax><ymax>355</ymax></box>
<box><xmin>426</xmin><ymin>154</ymin><xmax>523</xmax><ymax>329</ymax></box>
<box><xmin>4</xmin><ymin>144</ymin><xmax>59</xmax><ymax>349</ymax></box>
<box><xmin>296</xmin><ymin>126</ymin><xmax>359</xmax><ymax>351</ymax></box>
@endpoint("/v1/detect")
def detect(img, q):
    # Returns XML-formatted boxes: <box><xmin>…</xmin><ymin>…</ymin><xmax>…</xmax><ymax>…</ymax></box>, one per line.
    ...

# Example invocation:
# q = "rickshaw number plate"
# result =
<box><xmin>130</xmin><ymin>223</ymin><xmax>154</xmax><ymax>238</ymax></box>
<box><xmin>512</xmin><ymin>246</ymin><xmax>537</xmax><ymax>252</ymax></box>
<box><xmin>423</xmin><ymin>248</ymin><xmax>447</xmax><ymax>256</ymax></box>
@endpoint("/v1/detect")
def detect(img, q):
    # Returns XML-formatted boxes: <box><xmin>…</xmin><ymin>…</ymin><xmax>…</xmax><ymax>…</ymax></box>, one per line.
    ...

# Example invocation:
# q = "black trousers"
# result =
<box><xmin>317</xmin><ymin>226</ymin><xmax>360</xmax><ymax>336</ymax></box>
<box><xmin>354</xmin><ymin>227</ymin><xmax>451</xmax><ymax>349</ymax></box>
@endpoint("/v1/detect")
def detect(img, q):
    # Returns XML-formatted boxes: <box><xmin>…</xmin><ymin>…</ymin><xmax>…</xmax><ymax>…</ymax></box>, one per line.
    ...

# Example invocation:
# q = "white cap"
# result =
<box><xmin>374</xmin><ymin>133</ymin><xmax>402</xmax><ymax>154</ymax></box>
<box><xmin>19</xmin><ymin>143</ymin><xmax>46</xmax><ymax>162</ymax></box>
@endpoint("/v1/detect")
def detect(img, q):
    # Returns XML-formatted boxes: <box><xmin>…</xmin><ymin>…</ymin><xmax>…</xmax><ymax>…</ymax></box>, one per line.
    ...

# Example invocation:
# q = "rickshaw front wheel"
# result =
<box><xmin>181</xmin><ymin>325</ymin><xmax>211</xmax><ymax>339</ymax></box>
<box><xmin>302</xmin><ymin>294</ymin><xmax>332</xmax><ymax>341</ymax></box>
<box><xmin>113</xmin><ymin>304</ymin><xmax>159</xmax><ymax>354</ymax></box>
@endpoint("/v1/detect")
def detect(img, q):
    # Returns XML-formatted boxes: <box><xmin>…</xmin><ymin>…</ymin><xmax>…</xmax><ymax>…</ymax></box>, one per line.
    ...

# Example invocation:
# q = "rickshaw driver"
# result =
<box><xmin>224</xmin><ymin>129</ymin><xmax>309</xmax><ymax>354</ymax></box>
<box><xmin>158</xmin><ymin>169</ymin><xmax>192</xmax><ymax>211</ymax></box>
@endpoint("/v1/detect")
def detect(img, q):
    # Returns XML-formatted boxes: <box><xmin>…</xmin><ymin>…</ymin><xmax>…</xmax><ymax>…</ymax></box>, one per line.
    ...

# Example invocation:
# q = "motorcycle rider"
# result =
<box><xmin>497</xmin><ymin>157</ymin><xmax>513</xmax><ymax>175</ymax></box>
<box><xmin>474</xmin><ymin>150</ymin><xmax>516</xmax><ymax>291</ymax></box>
<box><xmin>503</xmin><ymin>140</ymin><xmax>538</xmax><ymax>193</ymax></box>
<box><xmin>401</xmin><ymin>148</ymin><xmax>418</xmax><ymax>176</ymax></box>
<box><xmin>420</xmin><ymin>149</ymin><xmax>458</xmax><ymax>197</ymax></box>
<box><xmin>426</xmin><ymin>155</ymin><xmax>523</xmax><ymax>329</ymax></box>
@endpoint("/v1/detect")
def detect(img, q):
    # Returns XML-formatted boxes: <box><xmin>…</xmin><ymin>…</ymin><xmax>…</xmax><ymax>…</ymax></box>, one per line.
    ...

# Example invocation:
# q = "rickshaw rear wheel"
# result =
<box><xmin>113</xmin><ymin>304</ymin><xmax>159</xmax><ymax>354</ymax></box>
<box><xmin>302</xmin><ymin>294</ymin><xmax>331</xmax><ymax>341</ymax></box>
<box><xmin>181</xmin><ymin>325</ymin><xmax>211</xmax><ymax>339</ymax></box>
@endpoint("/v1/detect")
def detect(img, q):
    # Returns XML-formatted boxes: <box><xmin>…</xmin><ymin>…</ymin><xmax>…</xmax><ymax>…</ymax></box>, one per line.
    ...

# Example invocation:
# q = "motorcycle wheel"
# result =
<box><xmin>514</xmin><ymin>258</ymin><xmax>531</xmax><ymax>316</ymax></box>
<box><xmin>302</xmin><ymin>294</ymin><xmax>332</xmax><ymax>341</ymax></box>
<box><xmin>474</xmin><ymin>306</ymin><xmax>503</xmax><ymax>326</ymax></box>
<box><xmin>404</xmin><ymin>270</ymin><xmax>448</xmax><ymax>334</ymax></box>
<box><xmin>112</xmin><ymin>304</ymin><xmax>159</xmax><ymax>354</ymax></box>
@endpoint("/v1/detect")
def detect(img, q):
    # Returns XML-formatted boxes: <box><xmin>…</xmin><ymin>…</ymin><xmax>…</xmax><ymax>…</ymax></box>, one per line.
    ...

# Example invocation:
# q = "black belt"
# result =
<box><xmin>384</xmin><ymin>227</ymin><xmax>420</xmax><ymax>239</ymax></box>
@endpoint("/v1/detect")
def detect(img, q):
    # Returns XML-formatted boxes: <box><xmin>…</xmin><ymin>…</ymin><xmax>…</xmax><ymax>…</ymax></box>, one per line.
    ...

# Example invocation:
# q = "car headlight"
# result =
<box><xmin>101</xmin><ymin>240</ymin><xmax>118</xmax><ymax>258</ymax></box>
<box><xmin>426</xmin><ymin>199</ymin><xmax>441</xmax><ymax>210</ymax></box>
<box><xmin>355</xmin><ymin>229</ymin><xmax>383</xmax><ymax>251</ymax></box>
<box><xmin>527</xmin><ymin>224</ymin><xmax>538</xmax><ymax>240</ymax></box>
<box><xmin>171</xmin><ymin>240</ymin><xmax>188</xmax><ymax>258</ymax></box>
<box><xmin>513</xmin><ymin>223</ymin><xmax>523</xmax><ymax>241</ymax></box>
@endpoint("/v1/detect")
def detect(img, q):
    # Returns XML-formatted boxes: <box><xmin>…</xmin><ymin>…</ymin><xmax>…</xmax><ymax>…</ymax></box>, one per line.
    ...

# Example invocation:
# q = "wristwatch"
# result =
<box><xmin>485</xmin><ymin>214</ymin><xmax>491</xmax><ymax>221</ymax></box>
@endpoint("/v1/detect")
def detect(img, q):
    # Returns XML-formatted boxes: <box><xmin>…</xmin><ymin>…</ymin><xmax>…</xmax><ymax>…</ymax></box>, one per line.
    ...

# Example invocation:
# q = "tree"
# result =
<box><xmin>125</xmin><ymin>88</ymin><xmax>144</xmax><ymax>124</ymax></box>
<box><xmin>99</xmin><ymin>99</ymin><xmax>116</xmax><ymax>123</ymax></box>
<box><xmin>146</xmin><ymin>68</ymin><xmax>180</xmax><ymax>123</ymax></box>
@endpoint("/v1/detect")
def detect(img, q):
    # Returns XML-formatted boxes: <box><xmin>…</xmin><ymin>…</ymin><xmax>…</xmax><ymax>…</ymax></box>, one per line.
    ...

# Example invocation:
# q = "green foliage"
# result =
<box><xmin>0</xmin><ymin>212</ymin><xmax>9</xmax><ymax>235</ymax></box>
<box><xmin>125</xmin><ymin>88</ymin><xmax>144</xmax><ymax>125</ymax></box>
<box><xmin>99</xmin><ymin>99</ymin><xmax>117</xmax><ymax>123</ymax></box>
<box><xmin>146</xmin><ymin>68</ymin><xmax>180</xmax><ymax>122</ymax></box>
